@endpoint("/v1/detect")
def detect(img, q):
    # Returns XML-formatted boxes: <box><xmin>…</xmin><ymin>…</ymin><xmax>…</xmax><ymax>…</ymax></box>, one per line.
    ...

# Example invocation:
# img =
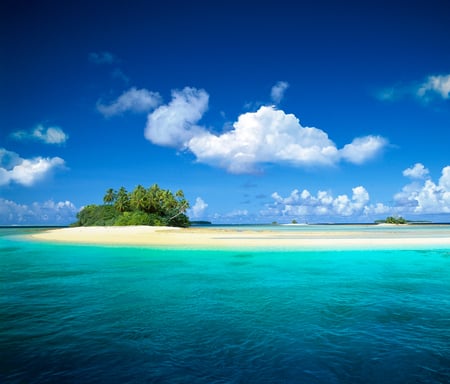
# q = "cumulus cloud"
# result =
<box><xmin>0</xmin><ymin>148</ymin><xmax>65</xmax><ymax>186</ymax></box>
<box><xmin>145</xmin><ymin>87</ymin><xmax>209</xmax><ymax>147</ymax></box>
<box><xmin>189</xmin><ymin>197</ymin><xmax>208</xmax><ymax>218</ymax></box>
<box><xmin>144</xmin><ymin>88</ymin><xmax>387</xmax><ymax>173</ymax></box>
<box><xmin>403</xmin><ymin>163</ymin><xmax>429</xmax><ymax>179</ymax></box>
<box><xmin>97</xmin><ymin>87</ymin><xmax>162</xmax><ymax>117</ymax></box>
<box><xmin>11</xmin><ymin>124</ymin><xmax>68</xmax><ymax>144</ymax></box>
<box><xmin>0</xmin><ymin>198</ymin><xmax>78</xmax><ymax>225</ymax></box>
<box><xmin>340</xmin><ymin>136</ymin><xmax>387</xmax><ymax>164</ymax></box>
<box><xmin>89</xmin><ymin>51</ymin><xmax>117</xmax><ymax>65</ymax></box>
<box><xmin>265</xmin><ymin>164</ymin><xmax>450</xmax><ymax>221</ymax></box>
<box><xmin>269</xmin><ymin>185</ymin><xmax>371</xmax><ymax>219</ymax></box>
<box><xmin>189</xmin><ymin>106</ymin><xmax>385</xmax><ymax>173</ymax></box>
<box><xmin>417</xmin><ymin>74</ymin><xmax>450</xmax><ymax>100</ymax></box>
<box><xmin>394</xmin><ymin>164</ymin><xmax>450</xmax><ymax>214</ymax></box>
<box><xmin>270</xmin><ymin>81</ymin><xmax>289</xmax><ymax>104</ymax></box>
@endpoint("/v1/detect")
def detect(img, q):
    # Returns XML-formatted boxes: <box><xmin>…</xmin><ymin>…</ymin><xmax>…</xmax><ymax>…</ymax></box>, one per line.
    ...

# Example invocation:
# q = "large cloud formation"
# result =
<box><xmin>0</xmin><ymin>148</ymin><xmax>65</xmax><ymax>186</ymax></box>
<box><xmin>268</xmin><ymin>185</ymin><xmax>372</xmax><ymax>219</ymax></box>
<box><xmin>264</xmin><ymin>163</ymin><xmax>450</xmax><ymax>222</ymax></box>
<box><xmin>144</xmin><ymin>87</ymin><xmax>387</xmax><ymax>173</ymax></box>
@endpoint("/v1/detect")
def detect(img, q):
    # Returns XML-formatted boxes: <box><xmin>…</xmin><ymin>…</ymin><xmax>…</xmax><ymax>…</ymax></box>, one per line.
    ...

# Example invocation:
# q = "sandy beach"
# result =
<box><xmin>30</xmin><ymin>225</ymin><xmax>450</xmax><ymax>249</ymax></box>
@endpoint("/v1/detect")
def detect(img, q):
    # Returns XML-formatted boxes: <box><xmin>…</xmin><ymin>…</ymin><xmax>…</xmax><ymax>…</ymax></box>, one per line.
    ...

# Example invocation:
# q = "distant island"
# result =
<box><xmin>72</xmin><ymin>184</ymin><xmax>190</xmax><ymax>227</ymax></box>
<box><xmin>375</xmin><ymin>216</ymin><xmax>408</xmax><ymax>225</ymax></box>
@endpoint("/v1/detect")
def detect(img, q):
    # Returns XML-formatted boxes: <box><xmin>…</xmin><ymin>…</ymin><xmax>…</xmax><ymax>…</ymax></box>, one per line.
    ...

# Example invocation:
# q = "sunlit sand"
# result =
<box><xmin>30</xmin><ymin>225</ymin><xmax>450</xmax><ymax>249</ymax></box>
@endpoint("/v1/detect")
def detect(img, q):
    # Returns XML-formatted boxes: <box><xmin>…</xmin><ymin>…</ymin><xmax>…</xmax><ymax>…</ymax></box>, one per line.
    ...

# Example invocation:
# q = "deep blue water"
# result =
<box><xmin>1</xmin><ymin>228</ymin><xmax>450</xmax><ymax>383</ymax></box>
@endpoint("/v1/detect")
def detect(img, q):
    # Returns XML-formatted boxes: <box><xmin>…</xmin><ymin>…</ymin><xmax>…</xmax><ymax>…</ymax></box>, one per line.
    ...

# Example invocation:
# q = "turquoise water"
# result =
<box><xmin>1</xmin><ymin>228</ymin><xmax>450</xmax><ymax>383</ymax></box>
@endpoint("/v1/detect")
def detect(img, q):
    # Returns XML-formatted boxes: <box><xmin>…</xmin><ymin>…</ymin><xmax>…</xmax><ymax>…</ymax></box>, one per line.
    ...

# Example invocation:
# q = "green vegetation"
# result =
<box><xmin>72</xmin><ymin>184</ymin><xmax>190</xmax><ymax>227</ymax></box>
<box><xmin>375</xmin><ymin>216</ymin><xmax>408</xmax><ymax>224</ymax></box>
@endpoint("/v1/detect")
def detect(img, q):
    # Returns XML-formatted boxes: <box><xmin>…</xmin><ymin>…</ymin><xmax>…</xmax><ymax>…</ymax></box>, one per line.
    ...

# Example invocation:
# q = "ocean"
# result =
<box><xmin>1</xmin><ymin>226</ymin><xmax>450</xmax><ymax>383</ymax></box>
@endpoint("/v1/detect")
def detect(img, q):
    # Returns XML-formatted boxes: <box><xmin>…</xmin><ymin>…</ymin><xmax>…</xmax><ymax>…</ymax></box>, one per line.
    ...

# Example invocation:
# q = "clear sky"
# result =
<box><xmin>1</xmin><ymin>0</ymin><xmax>450</xmax><ymax>225</ymax></box>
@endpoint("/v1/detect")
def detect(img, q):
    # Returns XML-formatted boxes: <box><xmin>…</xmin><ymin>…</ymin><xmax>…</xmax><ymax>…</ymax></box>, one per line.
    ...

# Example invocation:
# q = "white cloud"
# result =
<box><xmin>97</xmin><ymin>87</ymin><xmax>162</xmax><ymax>117</ymax></box>
<box><xmin>394</xmin><ymin>165</ymin><xmax>450</xmax><ymax>214</ymax></box>
<box><xmin>269</xmin><ymin>185</ymin><xmax>371</xmax><ymax>219</ymax></box>
<box><xmin>340</xmin><ymin>136</ymin><xmax>387</xmax><ymax>164</ymax></box>
<box><xmin>0</xmin><ymin>198</ymin><xmax>78</xmax><ymax>225</ymax></box>
<box><xmin>89</xmin><ymin>51</ymin><xmax>117</xmax><ymax>65</ymax></box>
<box><xmin>378</xmin><ymin>73</ymin><xmax>450</xmax><ymax>102</ymax></box>
<box><xmin>143</xmin><ymin>86</ymin><xmax>387</xmax><ymax>174</ymax></box>
<box><xmin>12</xmin><ymin>124</ymin><xmax>68</xmax><ymax>144</ymax></box>
<box><xmin>144</xmin><ymin>87</ymin><xmax>209</xmax><ymax>147</ymax></box>
<box><xmin>417</xmin><ymin>74</ymin><xmax>450</xmax><ymax>100</ymax></box>
<box><xmin>403</xmin><ymin>163</ymin><xmax>429</xmax><ymax>179</ymax></box>
<box><xmin>270</xmin><ymin>81</ymin><xmax>289</xmax><ymax>104</ymax></box>
<box><xmin>189</xmin><ymin>105</ymin><xmax>386</xmax><ymax>173</ymax></box>
<box><xmin>225</xmin><ymin>209</ymin><xmax>249</xmax><ymax>218</ymax></box>
<box><xmin>189</xmin><ymin>197</ymin><xmax>208</xmax><ymax>218</ymax></box>
<box><xmin>0</xmin><ymin>148</ymin><xmax>65</xmax><ymax>186</ymax></box>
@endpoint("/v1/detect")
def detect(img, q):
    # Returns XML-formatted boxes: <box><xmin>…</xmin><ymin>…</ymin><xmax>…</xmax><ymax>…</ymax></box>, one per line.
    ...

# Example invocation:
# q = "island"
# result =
<box><xmin>72</xmin><ymin>184</ymin><xmax>190</xmax><ymax>228</ymax></box>
<box><xmin>375</xmin><ymin>216</ymin><xmax>408</xmax><ymax>225</ymax></box>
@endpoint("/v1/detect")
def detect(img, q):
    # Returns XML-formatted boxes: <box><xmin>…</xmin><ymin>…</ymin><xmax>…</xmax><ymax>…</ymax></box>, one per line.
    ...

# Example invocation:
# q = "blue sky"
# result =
<box><xmin>1</xmin><ymin>0</ymin><xmax>450</xmax><ymax>225</ymax></box>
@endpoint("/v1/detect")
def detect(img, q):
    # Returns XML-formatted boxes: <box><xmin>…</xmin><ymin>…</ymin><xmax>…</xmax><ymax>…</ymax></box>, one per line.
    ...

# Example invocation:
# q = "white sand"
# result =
<box><xmin>30</xmin><ymin>225</ymin><xmax>450</xmax><ymax>249</ymax></box>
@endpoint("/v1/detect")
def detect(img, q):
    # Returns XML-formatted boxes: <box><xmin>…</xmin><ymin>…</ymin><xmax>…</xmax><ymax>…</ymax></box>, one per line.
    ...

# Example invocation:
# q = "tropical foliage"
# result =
<box><xmin>375</xmin><ymin>216</ymin><xmax>408</xmax><ymax>224</ymax></box>
<box><xmin>72</xmin><ymin>184</ymin><xmax>190</xmax><ymax>227</ymax></box>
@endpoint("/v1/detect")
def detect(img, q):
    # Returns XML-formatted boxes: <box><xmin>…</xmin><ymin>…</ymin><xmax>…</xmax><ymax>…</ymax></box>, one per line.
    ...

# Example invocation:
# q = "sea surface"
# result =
<box><xmin>1</xmin><ymin>226</ymin><xmax>450</xmax><ymax>383</ymax></box>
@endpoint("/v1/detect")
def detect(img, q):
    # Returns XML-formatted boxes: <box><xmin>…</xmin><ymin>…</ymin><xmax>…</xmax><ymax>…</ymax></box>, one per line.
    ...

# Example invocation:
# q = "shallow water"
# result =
<box><xmin>1</xmin><ymin>228</ymin><xmax>450</xmax><ymax>383</ymax></box>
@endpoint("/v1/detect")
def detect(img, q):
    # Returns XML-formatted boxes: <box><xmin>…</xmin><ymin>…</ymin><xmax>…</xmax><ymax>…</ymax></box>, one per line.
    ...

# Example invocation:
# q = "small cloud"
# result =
<box><xmin>0</xmin><ymin>148</ymin><xmax>65</xmax><ymax>187</ymax></box>
<box><xmin>417</xmin><ymin>74</ymin><xmax>450</xmax><ymax>100</ymax></box>
<box><xmin>340</xmin><ymin>136</ymin><xmax>387</xmax><ymax>165</ymax></box>
<box><xmin>11</xmin><ymin>124</ymin><xmax>68</xmax><ymax>144</ymax></box>
<box><xmin>189</xmin><ymin>197</ymin><xmax>208</xmax><ymax>218</ymax></box>
<box><xmin>403</xmin><ymin>163</ymin><xmax>429</xmax><ymax>179</ymax></box>
<box><xmin>376</xmin><ymin>87</ymin><xmax>402</xmax><ymax>102</ymax></box>
<box><xmin>97</xmin><ymin>87</ymin><xmax>162</xmax><ymax>117</ymax></box>
<box><xmin>144</xmin><ymin>87</ymin><xmax>209</xmax><ymax>147</ymax></box>
<box><xmin>225</xmin><ymin>209</ymin><xmax>249</xmax><ymax>218</ymax></box>
<box><xmin>89</xmin><ymin>51</ymin><xmax>118</xmax><ymax>65</ymax></box>
<box><xmin>111</xmin><ymin>68</ymin><xmax>130</xmax><ymax>84</ymax></box>
<box><xmin>0</xmin><ymin>198</ymin><xmax>78</xmax><ymax>225</ymax></box>
<box><xmin>270</xmin><ymin>81</ymin><xmax>289</xmax><ymax>104</ymax></box>
<box><xmin>378</xmin><ymin>73</ymin><xmax>450</xmax><ymax>103</ymax></box>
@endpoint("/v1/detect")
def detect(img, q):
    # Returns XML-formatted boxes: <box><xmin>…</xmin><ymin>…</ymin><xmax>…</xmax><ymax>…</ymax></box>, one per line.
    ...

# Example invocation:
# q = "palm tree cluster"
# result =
<box><xmin>73</xmin><ymin>184</ymin><xmax>190</xmax><ymax>227</ymax></box>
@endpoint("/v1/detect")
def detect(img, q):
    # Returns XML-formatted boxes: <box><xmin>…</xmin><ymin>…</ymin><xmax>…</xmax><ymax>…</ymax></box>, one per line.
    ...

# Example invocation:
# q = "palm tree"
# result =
<box><xmin>103</xmin><ymin>188</ymin><xmax>116</xmax><ymax>205</ymax></box>
<box><xmin>146</xmin><ymin>184</ymin><xmax>162</xmax><ymax>214</ymax></box>
<box><xmin>114</xmin><ymin>187</ymin><xmax>130</xmax><ymax>212</ymax></box>
<box><xmin>130</xmin><ymin>185</ymin><xmax>148</xmax><ymax>212</ymax></box>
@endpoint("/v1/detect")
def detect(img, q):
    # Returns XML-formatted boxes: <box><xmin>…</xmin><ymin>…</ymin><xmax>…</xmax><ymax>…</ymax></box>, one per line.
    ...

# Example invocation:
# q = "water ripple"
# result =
<box><xmin>1</xmin><ymin>241</ymin><xmax>450</xmax><ymax>383</ymax></box>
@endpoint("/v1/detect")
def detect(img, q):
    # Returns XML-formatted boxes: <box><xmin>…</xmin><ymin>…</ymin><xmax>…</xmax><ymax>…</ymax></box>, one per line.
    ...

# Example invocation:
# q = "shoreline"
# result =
<box><xmin>28</xmin><ymin>225</ymin><xmax>450</xmax><ymax>250</ymax></box>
